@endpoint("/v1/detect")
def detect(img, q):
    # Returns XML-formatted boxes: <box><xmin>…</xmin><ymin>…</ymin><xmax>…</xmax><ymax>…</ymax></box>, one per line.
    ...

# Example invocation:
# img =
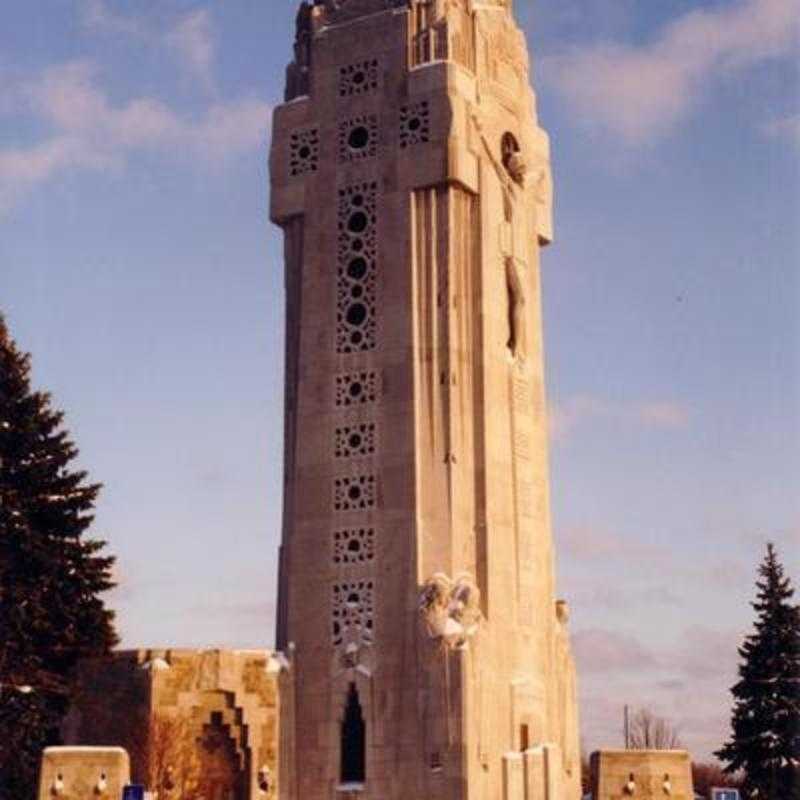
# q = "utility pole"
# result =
<box><xmin>624</xmin><ymin>705</ymin><xmax>630</xmax><ymax>749</ymax></box>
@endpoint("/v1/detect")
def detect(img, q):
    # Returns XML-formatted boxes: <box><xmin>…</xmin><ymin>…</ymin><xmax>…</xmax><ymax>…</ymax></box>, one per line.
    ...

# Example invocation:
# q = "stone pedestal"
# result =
<box><xmin>591</xmin><ymin>750</ymin><xmax>694</xmax><ymax>800</ymax></box>
<box><xmin>38</xmin><ymin>747</ymin><xmax>130</xmax><ymax>800</ymax></box>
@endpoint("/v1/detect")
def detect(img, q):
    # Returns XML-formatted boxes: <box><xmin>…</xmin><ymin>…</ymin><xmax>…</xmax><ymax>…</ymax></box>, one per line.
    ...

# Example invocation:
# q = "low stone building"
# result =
<box><xmin>62</xmin><ymin>649</ymin><xmax>288</xmax><ymax>800</ymax></box>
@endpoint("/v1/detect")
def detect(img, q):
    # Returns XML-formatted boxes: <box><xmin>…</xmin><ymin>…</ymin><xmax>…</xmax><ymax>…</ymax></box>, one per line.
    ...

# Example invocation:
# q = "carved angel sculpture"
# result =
<box><xmin>419</xmin><ymin>573</ymin><xmax>482</xmax><ymax>649</ymax></box>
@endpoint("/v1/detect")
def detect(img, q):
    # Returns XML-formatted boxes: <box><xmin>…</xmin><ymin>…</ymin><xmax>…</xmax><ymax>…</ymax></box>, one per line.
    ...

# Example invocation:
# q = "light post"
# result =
<box><xmin>0</xmin><ymin>681</ymin><xmax>35</xmax><ymax>696</ymax></box>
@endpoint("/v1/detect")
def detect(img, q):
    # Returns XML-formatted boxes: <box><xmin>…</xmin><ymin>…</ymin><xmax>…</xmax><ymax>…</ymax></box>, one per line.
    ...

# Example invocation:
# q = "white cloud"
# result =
<box><xmin>0</xmin><ymin>136</ymin><xmax>118</xmax><ymax>213</ymax></box>
<box><xmin>638</xmin><ymin>402</ymin><xmax>690</xmax><ymax>428</ymax></box>
<box><xmin>549</xmin><ymin>394</ymin><xmax>690</xmax><ymax>441</ymax></box>
<box><xmin>165</xmin><ymin>10</ymin><xmax>215</xmax><ymax>87</ymax></box>
<box><xmin>762</xmin><ymin>113</ymin><xmax>800</xmax><ymax>148</ymax></box>
<box><xmin>573</xmin><ymin>628</ymin><xmax>659</xmax><ymax>673</ymax></box>
<box><xmin>0</xmin><ymin>61</ymin><xmax>271</xmax><ymax>212</ymax></box>
<box><xmin>559</xmin><ymin>525</ymin><xmax>666</xmax><ymax>560</ymax></box>
<box><xmin>82</xmin><ymin>0</ymin><xmax>145</xmax><ymax>39</ymax></box>
<box><xmin>548</xmin><ymin>394</ymin><xmax>607</xmax><ymax>441</ymax></box>
<box><xmin>576</xmin><ymin>625</ymin><xmax>745</xmax><ymax>760</ymax></box>
<box><xmin>82</xmin><ymin>1</ymin><xmax>217</xmax><ymax>86</ymax></box>
<box><xmin>541</xmin><ymin>0</ymin><xmax>799</xmax><ymax>143</ymax></box>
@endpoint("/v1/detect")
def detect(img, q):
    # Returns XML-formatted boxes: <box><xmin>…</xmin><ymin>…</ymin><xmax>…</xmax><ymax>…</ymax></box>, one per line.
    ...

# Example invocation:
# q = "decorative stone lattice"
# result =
<box><xmin>339</xmin><ymin>59</ymin><xmax>379</xmax><ymax>97</ymax></box>
<box><xmin>399</xmin><ymin>101</ymin><xmax>430</xmax><ymax>148</ymax></box>
<box><xmin>335</xmin><ymin>371</ymin><xmax>379</xmax><ymax>407</ymax></box>
<box><xmin>289</xmin><ymin>127</ymin><xmax>320</xmax><ymax>176</ymax></box>
<box><xmin>337</xmin><ymin>182</ymin><xmax>378</xmax><ymax>353</ymax></box>
<box><xmin>333</xmin><ymin>528</ymin><xmax>375</xmax><ymax>566</ymax></box>
<box><xmin>338</xmin><ymin>114</ymin><xmax>379</xmax><ymax>162</ymax></box>
<box><xmin>332</xmin><ymin>580</ymin><xmax>375</xmax><ymax>646</ymax></box>
<box><xmin>334</xmin><ymin>475</ymin><xmax>377</xmax><ymax>512</ymax></box>
<box><xmin>335</xmin><ymin>423</ymin><xmax>377</xmax><ymax>459</ymax></box>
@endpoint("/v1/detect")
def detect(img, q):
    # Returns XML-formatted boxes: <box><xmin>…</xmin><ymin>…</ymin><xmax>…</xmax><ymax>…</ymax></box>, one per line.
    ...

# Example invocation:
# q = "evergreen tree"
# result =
<box><xmin>0</xmin><ymin>315</ymin><xmax>118</xmax><ymax>799</ymax></box>
<box><xmin>716</xmin><ymin>542</ymin><xmax>800</xmax><ymax>799</ymax></box>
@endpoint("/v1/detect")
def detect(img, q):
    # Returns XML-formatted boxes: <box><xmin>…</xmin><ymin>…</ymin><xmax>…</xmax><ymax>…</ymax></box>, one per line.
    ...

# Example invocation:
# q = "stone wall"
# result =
<box><xmin>63</xmin><ymin>649</ymin><xmax>287</xmax><ymax>800</ymax></box>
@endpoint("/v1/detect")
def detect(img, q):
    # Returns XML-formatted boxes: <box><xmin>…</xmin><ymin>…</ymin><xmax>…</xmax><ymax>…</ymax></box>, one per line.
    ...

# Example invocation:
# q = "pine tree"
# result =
<box><xmin>0</xmin><ymin>315</ymin><xmax>118</xmax><ymax>799</ymax></box>
<box><xmin>716</xmin><ymin>542</ymin><xmax>800</xmax><ymax>799</ymax></box>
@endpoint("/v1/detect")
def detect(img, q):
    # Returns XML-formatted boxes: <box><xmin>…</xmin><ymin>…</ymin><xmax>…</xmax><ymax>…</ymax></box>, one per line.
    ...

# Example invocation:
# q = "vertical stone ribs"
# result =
<box><xmin>409</xmin><ymin>1</ymin><xmax>475</xmax><ymax>70</ymax></box>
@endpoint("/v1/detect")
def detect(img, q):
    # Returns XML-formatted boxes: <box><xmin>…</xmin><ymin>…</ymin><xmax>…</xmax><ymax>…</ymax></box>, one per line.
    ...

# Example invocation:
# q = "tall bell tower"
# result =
<box><xmin>269</xmin><ymin>1</ymin><xmax>580</xmax><ymax>798</ymax></box>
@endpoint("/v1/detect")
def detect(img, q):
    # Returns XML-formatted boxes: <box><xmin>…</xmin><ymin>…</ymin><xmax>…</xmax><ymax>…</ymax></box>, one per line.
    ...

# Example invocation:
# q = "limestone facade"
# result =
<box><xmin>590</xmin><ymin>751</ymin><xmax>694</xmax><ymax>800</ymax></box>
<box><xmin>63</xmin><ymin>649</ymin><xmax>285</xmax><ymax>800</ymax></box>
<box><xmin>270</xmin><ymin>1</ymin><xmax>580</xmax><ymax>798</ymax></box>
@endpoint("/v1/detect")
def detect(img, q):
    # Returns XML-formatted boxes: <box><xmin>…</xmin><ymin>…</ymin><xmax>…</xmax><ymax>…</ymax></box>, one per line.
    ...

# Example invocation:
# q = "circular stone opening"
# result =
<box><xmin>348</xmin><ymin>485</ymin><xmax>362</xmax><ymax>501</ymax></box>
<box><xmin>347</xmin><ymin>257</ymin><xmax>368</xmax><ymax>280</ymax></box>
<box><xmin>348</xmin><ymin>433</ymin><xmax>363</xmax><ymax>449</ymax></box>
<box><xmin>298</xmin><ymin>145</ymin><xmax>311</xmax><ymax>158</ymax></box>
<box><xmin>350</xmin><ymin>238</ymin><xmax>364</xmax><ymax>252</ymax></box>
<box><xmin>348</xmin><ymin>126</ymin><xmax>370</xmax><ymax>150</ymax></box>
<box><xmin>346</xmin><ymin>303</ymin><xmax>367</xmax><ymax>327</ymax></box>
<box><xmin>351</xmin><ymin>285</ymin><xmax>364</xmax><ymax>299</ymax></box>
<box><xmin>348</xmin><ymin>211</ymin><xmax>368</xmax><ymax>234</ymax></box>
<box><xmin>408</xmin><ymin>117</ymin><xmax>421</xmax><ymax>132</ymax></box>
<box><xmin>351</xmin><ymin>194</ymin><xmax>364</xmax><ymax>207</ymax></box>
<box><xmin>350</xmin><ymin>331</ymin><xmax>363</xmax><ymax>345</ymax></box>
<box><xmin>352</xmin><ymin>71</ymin><xmax>366</xmax><ymax>85</ymax></box>
<box><xmin>348</xmin><ymin>539</ymin><xmax>362</xmax><ymax>552</ymax></box>
<box><xmin>349</xmin><ymin>382</ymin><xmax>363</xmax><ymax>398</ymax></box>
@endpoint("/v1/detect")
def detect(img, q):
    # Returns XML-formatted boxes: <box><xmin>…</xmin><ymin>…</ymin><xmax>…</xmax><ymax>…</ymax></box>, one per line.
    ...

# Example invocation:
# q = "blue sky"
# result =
<box><xmin>1</xmin><ymin>0</ymin><xmax>797</xmax><ymax>763</ymax></box>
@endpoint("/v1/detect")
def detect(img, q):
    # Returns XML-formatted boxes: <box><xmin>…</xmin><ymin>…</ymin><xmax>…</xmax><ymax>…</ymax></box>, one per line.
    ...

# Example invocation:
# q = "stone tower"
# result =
<box><xmin>269</xmin><ymin>1</ymin><xmax>580</xmax><ymax>798</ymax></box>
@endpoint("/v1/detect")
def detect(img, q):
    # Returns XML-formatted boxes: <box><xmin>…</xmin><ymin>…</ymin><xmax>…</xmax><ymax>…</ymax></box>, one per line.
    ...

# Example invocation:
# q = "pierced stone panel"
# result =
<box><xmin>339</xmin><ymin>115</ymin><xmax>379</xmax><ymax>162</ymax></box>
<box><xmin>289</xmin><ymin>127</ymin><xmax>320</xmax><ymax>176</ymax></box>
<box><xmin>337</xmin><ymin>182</ymin><xmax>378</xmax><ymax>354</ymax></box>
<box><xmin>339</xmin><ymin>59</ymin><xmax>379</xmax><ymax>97</ymax></box>
<box><xmin>332</xmin><ymin>580</ymin><xmax>375</xmax><ymax>647</ymax></box>
<box><xmin>333</xmin><ymin>528</ymin><xmax>375</xmax><ymax>566</ymax></box>
<box><xmin>399</xmin><ymin>101</ymin><xmax>430</xmax><ymax>148</ymax></box>
<box><xmin>335</xmin><ymin>371</ymin><xmax>379</xmax><ymax>407</ymax></box>
<box><xmin>334</xmin><ymin>475</ymin><xmax>377</xmax><ymax>512</ymax></box>
<box><xmin>335</xmin><ymin>423</ymin><xmax>377</xmax><ymax>459</ymax></box>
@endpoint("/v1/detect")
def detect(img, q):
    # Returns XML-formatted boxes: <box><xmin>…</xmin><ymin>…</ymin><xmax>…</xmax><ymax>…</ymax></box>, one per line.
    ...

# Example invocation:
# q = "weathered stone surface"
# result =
<box><xmin>271</xmin><ymin>1</ymin><xmax>579</xmax><ymax>797</ymax></box>
<box><xmin>37</xmin><ymin>747</ymin><xmax>130</xmax><ymax>800</ymax></box>
<box><xmin>591</xmin><ymin>750</ymin><xmax>694</xmax><ymax>800</ymax></box>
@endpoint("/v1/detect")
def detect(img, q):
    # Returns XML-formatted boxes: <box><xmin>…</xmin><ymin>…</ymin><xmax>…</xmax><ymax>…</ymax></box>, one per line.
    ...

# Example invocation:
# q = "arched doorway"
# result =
<box><xmin>198</xmin><ymin>711</ymin><xmax>245</xmax><ymax>800</ymax></box>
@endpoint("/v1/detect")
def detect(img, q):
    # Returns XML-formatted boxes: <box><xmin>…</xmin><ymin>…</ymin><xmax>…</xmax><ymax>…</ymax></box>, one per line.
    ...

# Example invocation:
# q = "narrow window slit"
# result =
<box><xmin>340</xmin><ymin>683</ymin><xmax>366</xmax><ymax>786</ymax></box>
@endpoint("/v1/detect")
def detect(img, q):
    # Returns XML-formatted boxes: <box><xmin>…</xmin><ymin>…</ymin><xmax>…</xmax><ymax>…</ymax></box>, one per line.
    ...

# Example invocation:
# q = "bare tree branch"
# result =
<box><xmin>628</xmin><ymin>708</ymin><xmax>683</xmax><ymax>750</ymax></box>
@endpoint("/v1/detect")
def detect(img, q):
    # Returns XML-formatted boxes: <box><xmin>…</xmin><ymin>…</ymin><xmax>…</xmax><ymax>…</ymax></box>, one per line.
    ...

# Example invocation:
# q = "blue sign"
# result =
<box><xmin>122</xmin><ymin>786</ymin><xmax>145</xmax><ymax>800</ymax></box>
<box><xmin>711</xmin><ymin>790</ymin><xmax>740</xmax><ymax>800</ymax></box>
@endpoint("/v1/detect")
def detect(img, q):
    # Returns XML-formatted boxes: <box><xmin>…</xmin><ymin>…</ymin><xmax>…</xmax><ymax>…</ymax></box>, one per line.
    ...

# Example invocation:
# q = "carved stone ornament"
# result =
<box><xmin>419</xmin><ymin>573</ymin><xmax>482</xmax><ymax>650</ymax></box>
<box><xmin>505</xmin><ymin>256</ymin><xmax>527</xmax><ymax>362</ymax></box>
